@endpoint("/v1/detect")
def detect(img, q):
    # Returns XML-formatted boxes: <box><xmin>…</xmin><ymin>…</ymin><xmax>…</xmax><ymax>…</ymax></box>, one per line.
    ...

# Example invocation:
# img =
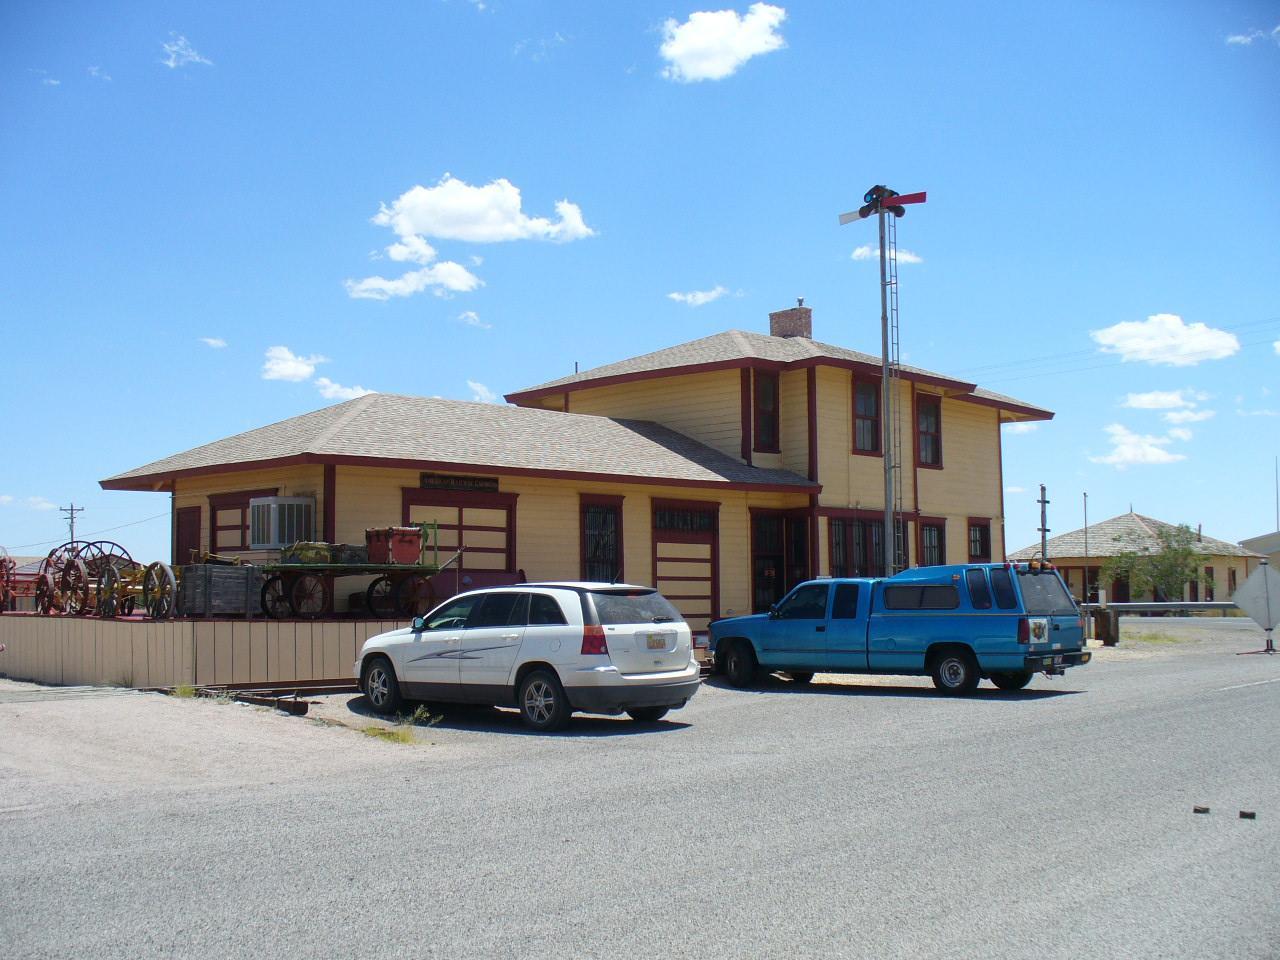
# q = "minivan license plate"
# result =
<box><xmin>646</xmin><ymin>634</ymin><xmax>666</xmax><ymax>650</ymax></box>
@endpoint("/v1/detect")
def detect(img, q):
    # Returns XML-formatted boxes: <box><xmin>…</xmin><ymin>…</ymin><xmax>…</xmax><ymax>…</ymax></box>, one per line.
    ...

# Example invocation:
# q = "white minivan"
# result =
<box><xmin>355</xmin><ymin>582</ymin><xmax>701</xmax><ymax>731</ymax></box>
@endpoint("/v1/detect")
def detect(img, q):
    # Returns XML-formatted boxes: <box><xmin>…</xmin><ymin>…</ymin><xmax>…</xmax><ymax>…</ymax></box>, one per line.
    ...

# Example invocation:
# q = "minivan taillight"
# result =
<box><xmin>581</xmin><ymin>625</ymin><xmax>608</xmax><ymax>655</ymax></box>
<box><xmin>1017</xmin><ymin>617</ymin><xmax>1030</xmax><ymax>644</ymax></box>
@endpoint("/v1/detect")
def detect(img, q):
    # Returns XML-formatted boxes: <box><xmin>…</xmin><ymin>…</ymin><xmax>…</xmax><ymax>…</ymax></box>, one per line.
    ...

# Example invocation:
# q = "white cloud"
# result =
<box><xmin>1163</xmin><ymin>408</ymin><xmax>1215</xmax><ymax>424</ymax></box>
<box><xmin>470</xmin><ymin>255</ymin><xmax>484</xmax><ymax>266</ymax></box>
<box><xmin>852</xmin><ymin>244</ymin><xmax>923</xmax><ymax>264</ymax></box>
<box><xmin>1236</xmin><ymin>407</ymin><xmax>1280</xmax><ymax>417</ymax></box>
<box><xmin>0</xmin><ymin>494</ymin><xmax>13</xmax><ymax>505</ymax></box>
<box><xmin>467</xmin><ymin>380</ymin><xmax>499</xmax><ymax>403</ymax></box>
<box><xmin>1089</xmin><ymin>423</ymin><xmax>1187</xmax><ymax>469</ymax></box>
<box><xmin>161</xmin><ymin>34</ymin><xmax>212</xmax><ymax>69</ymax></box>
<box><xmin>1273</xmin><ymin>339</ymin><xmax>1280</xmax><ymax>356</ymax></box>
<box><xmin>314</xmin><ymin>377</ymin><xmax>374</xmax><ymax>401</ymax></box>
<box><xmin>1166</xmin><ymin>427</ymin><xmax>1193</xmax><ymax>441</ymax></box>
<box><xmin>372</xmin><ymin>175</ymin><xmax>594</xmax><ymax>245</ymax></box>
<box><xmin>87</xmin><ymin>66</ymin><xmax>111</xmax><ymax>81</ymax></box>
<box><xmin>386</xmin><ymin>234</ymin><xmax>437</xmax><ymax>265</ymax></box>
<box><xmin>199</xmin><ymin>337</ymin><xmax>227</xmax><ymax>348</ymax></box>
<box><xmin>668</xmin><ymin>285</ymin><xmax>728</xmax><ymax>307</ymax></box>
<box><xmin>1003</xmin><ymin>422</ymin><xmax>1039</xmax><ymax>435</ymax></box>
<box><xmin>1004</xmin><ymin>485</ymin><xmax>1026</xmax><ymax>495</ymax></box>
<box><xmin>43</xmin><ymin>78</ymin><xmax>61</xmax><ymax>86</ymax></box>
<box><xmin>457</xmin><ymin>311</ymin><xmax>492</xmax><ymax>329</ymax></box>
<box><xmin>262</xmin><ymin>345</ymin><xmax>329</xmax><ymax>382</ymax></box>
<box><xmin>1120</xmin><ymin>389</ymin><xmax>1204</xmax><ymax>410</ymax></box>
<box><xmin>660</xmin><ymin>3</ymin><xmax>787</xmax><ymax>82</ymax></box>
<box><xmin>514</xmin><ymin>32</ymin><xmax>567</xmax><ymax>62</ymax></box>
<box><xmin>1226</xmin><ymin>25</ymin><xmax>1279</xmax><ymax>45</ymax></box>
<box><xmin>1090</xmin><ymin>313</ymin><xmax>1239</xmax><ymax>366</ymax></box>
<box><xmin>345</xmin><ymin>263</ymin><xmax>482</xmax><ymax>301</ymax></box>
<box><xmin>26</xmin><ymin>496</ymin><xmax>57</xmax><ymax>511</ymax></box>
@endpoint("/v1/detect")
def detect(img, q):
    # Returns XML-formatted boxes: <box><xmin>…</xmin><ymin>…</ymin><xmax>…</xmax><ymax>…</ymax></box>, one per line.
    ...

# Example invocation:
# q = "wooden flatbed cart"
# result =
<box><xmin>258</xmin><ymin>560</ymin><xmax>451</xmax><ymax>620</ymax></box>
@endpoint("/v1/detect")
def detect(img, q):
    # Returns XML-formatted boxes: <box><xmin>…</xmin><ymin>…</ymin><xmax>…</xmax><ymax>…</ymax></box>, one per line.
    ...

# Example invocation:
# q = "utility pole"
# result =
<box><xmin>1083</xmin><ymin>492</ymin><xmax>1090</xmax><ymax>600</ymax></box>
<box><xmin>839</xmin><ymin>184</ymin><xmax>926</xmax><ymax>574</ymax></box>
<box><xmin>1038</xmin><ymin>485</ymin><xmax>1050</xmax><ymax>560</ymax></box>
<box><xmin>60</xmin><ymin>503</ymin><xmax>84</xmax><ymax>542</ymax></box>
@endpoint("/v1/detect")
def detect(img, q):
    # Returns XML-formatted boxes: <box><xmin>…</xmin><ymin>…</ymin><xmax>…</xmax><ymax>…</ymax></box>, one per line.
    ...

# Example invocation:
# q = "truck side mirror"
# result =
<box><xmin>768</xmin><ymin>604</ymin><xmax>780</xmax><ymax>620</ymax></box>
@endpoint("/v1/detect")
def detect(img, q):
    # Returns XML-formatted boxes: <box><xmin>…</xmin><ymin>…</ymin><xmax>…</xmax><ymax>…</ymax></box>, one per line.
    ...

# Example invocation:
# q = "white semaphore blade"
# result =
<box><xmin>837</xmin><ymin>210</ymin><xmax>864</xmax><ymax>225</ymax></box>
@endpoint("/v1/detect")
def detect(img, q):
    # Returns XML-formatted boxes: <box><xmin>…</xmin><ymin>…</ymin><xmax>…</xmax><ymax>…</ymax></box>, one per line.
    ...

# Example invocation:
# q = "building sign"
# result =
<box><xmin>420</xmin><ymin>473</ymin><xmax>499</xmax><ymax>493</ymax></box>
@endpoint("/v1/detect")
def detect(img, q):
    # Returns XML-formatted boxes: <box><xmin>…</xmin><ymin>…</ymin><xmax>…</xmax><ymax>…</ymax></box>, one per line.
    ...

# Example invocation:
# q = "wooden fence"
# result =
<box><xmin>0</xmin><ymin>615</ymin><xmax>411</xmax><ymax>688</ymax></box>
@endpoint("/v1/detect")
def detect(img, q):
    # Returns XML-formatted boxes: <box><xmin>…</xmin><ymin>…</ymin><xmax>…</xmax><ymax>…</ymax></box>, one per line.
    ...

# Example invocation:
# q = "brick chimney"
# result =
<box><xmin>769</xmin><ymin>299</ymin><xmax>812</xmax><ymax>339</ymax></box>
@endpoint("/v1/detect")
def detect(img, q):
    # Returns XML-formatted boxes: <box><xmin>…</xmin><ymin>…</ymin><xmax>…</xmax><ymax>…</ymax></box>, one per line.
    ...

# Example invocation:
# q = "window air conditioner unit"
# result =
<box><xmin>249</xmin><ymin>497</ymin><xmax>316</xmax><ymax>549</ymax></box>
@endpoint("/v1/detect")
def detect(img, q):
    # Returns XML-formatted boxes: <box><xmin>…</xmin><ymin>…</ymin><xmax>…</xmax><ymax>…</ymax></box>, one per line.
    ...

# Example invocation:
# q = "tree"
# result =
<box><xmin>1101</xmin><ymin>524</ymin><xmax>1209</xmax><ymax>601</ymax></box>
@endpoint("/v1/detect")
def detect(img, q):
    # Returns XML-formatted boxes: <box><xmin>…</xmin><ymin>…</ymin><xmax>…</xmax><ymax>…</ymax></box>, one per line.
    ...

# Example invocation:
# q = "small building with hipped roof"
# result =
<box><xmin>1009</xmin><ymin>512</ymin><xmax>1261</xmax><ymax>603</ymax></box>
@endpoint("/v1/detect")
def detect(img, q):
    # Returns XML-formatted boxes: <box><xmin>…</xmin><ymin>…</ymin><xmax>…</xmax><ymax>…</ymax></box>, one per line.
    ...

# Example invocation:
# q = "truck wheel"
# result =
<box><xmin>991</xmin><ymin>671</ymin><xmax>1033</xmax><ymax>691</ymax></box>
<box><xmin>931</xmin><ymin>650</ymin><xmax>979</xmax><ymax>695</ymax></box>
<box><xmin>724</xmin><ymin>641</ymin><xmax>759</xmax><ymax>689</ymax></box>
<box><xmin>787</xmin><ymin>671</ymin><xmax>814</xmax><ymax>685</ymax></box>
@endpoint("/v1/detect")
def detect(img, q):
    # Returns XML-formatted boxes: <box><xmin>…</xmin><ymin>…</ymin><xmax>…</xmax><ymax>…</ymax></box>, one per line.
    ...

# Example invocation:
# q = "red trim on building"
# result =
<box><xmin>651</xmin><ymin>497</ymin><xmax>720</xmax><ymax>622</ymax></box>
<box><xmin>323</xmin><ymin>464</ymin><xmax>336</xmax><ymax>543</ymax></box>
<box><xmin>808</xmin><ymin>493</ymin><xmax>820</xmax><ymax>576</ymax></box>
<box><xmin>102</xmin><ymin>453</ymin><xmax>819</xmax><ymax>496</ymax></box>
<box><xmin>915</xmin><ymin>391</ymin><xmax>943</xmax><ymax>471</ymax></box>
<box><xmin>916</xmin><ymin>514</ymin><xmax>947</xmax><ymax>566</ymax></box>
<box><xmin>806</xmin><ymin>367</ymin><xmax>818</xmax><ymax>482</ymax></box>
<box><xmin>401</xmin><ymin>487</ymin><xmax>519</xmax><ymax>572</ymax></box>
<box><xmin>739</xmin><ymin>368</ymin><xmax>752</xmax><ymax>464</ymax></box>
<box><xmin>996</xmin><ymin>412</ymin><xmax>1006</xmax><ymax>561</ymax></box>
<box><xmin>966</xmin><ymin>516</ymin><xmax>992</xmax><ymax>563</ymax></box>
<box><xmin>579</xmin><ymin>493</ymin><xmax>624</xmax><ymax>582</ymax></box>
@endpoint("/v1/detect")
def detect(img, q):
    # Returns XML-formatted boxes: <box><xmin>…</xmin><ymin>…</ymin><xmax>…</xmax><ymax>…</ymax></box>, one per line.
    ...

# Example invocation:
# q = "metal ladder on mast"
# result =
<box><xmin>885</xmin><ymin>214</ymin><xmax>906</xmax><ymax>573</ymax></box>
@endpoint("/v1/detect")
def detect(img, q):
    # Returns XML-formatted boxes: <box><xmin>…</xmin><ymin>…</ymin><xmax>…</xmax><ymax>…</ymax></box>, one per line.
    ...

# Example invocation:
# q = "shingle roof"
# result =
<box><xmin>100</xmin><ymin>393</ymin><xmax>817</xmax><ymax>492</ymax></box>
<box><xmin>1009</xmin><ymin>512</ymin><xmax>1262</xmax><ymax>561</ymax></box>
<box><xmin>507</xmin><ymin>329</ymin><xmax>1052</xmax><ymax>419</ymax></box>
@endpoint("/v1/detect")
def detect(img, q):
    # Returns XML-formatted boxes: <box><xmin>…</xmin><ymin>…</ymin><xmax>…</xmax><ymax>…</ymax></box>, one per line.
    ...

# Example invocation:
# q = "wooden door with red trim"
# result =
<box><xmin>175</xmin><ymin>507</ymin><xmax>201</xmax><ymax>567</ymax></box>
<box><xmin>651</xmin><ymin>501</ymin><xmax>718</xmax><ymax>635</ymax></box>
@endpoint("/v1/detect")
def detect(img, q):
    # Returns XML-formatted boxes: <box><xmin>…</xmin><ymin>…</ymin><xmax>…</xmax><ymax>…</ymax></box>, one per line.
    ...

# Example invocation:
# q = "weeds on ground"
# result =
<box><xmin>171</xmin><ymin>683</ymin><xmax>198</xmax><ymax>699</ymax></box>
<box><xmin>359</xmin><ymin>704</ymin><xmax>441</xmax><ymax>745</ymax></box>
<box><xmin>1128</xmin><ymin>630</ymin><xmax>1188</xmax><ymax>645</ymax></box>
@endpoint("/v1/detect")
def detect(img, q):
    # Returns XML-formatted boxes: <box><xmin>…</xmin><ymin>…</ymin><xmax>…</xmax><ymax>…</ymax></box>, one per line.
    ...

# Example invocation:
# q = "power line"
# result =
<box><xmin>6</xmin><ymin>511</ymin><xmax>170</xmax><ymax>552</ymax></box>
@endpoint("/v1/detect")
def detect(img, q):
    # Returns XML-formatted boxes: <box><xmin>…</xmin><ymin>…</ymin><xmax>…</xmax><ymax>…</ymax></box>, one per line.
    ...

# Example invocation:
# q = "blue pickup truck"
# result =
<box><xmin>710</xmin><ymin>562</ymin><xmax>1091</xmax><ymax>694</ymax></box>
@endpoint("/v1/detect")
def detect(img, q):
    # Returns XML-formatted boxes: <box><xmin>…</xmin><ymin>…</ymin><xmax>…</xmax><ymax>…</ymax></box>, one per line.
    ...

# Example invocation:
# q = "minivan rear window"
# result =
<box><xmin>589</xmin><ymin>590</ymin><xmax>685</xmax><ymax>625</ymax></box>
<box><xmin>1017</xmin><ymin>571</ymin><xmax>1078</xmax><ymax>616</ymax></box>
<box><xmin>883</xmin><ymin>585</ymin><xmax>960</xmax><ymax>610</ymax></box>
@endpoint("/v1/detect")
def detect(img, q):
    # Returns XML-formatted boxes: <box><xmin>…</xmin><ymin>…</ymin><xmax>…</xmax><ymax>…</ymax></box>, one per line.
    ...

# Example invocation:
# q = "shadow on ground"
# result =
<box><xmin>344</xmin><ymin>695</ymin><xmax>692</xmax><ymax>738</ymax></box>
<box><xmin>702</xmin><ymin>674</ymin><xmax>1082</xmax><ymax>701</ymax></box>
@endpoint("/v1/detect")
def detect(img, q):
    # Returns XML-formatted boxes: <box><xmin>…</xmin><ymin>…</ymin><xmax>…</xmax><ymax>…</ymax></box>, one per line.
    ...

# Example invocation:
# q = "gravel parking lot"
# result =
<box><xmin>2</xmin><ymin>617</ymin><xmax>1277</xmax><ymax>959</ymax></box>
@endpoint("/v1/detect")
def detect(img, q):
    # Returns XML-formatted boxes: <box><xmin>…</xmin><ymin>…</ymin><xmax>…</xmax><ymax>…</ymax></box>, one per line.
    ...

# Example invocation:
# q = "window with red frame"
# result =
<box><xmin>920</xmin><ymin>521</ymin><xmax>946</xmax><ymax>566</ymax></box>
<box><xmin>753</xmin><ymin>370</ymin><xmax>779</xmax><ymax>453</ymax></box>
<box><xmin>853</xmin><ymin>379</ymin><xmax>880</xmax><ymax>454</ymax></box>
<box><xmin>918</xmin><ymin>395</ymin><xmax>942</xmax><ymax>466</ymax></box>
<box><xmin>967</xmin><ymin>520</ymin><xmax>991</xmax><ymax>562</ymax></box>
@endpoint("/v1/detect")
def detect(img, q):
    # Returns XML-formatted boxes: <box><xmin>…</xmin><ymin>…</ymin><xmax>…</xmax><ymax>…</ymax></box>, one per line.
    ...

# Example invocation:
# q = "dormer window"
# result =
<box><xmin>753</xmin><ymin>370</ymin><xmax>780</xmax><ymax>453</ymax></box>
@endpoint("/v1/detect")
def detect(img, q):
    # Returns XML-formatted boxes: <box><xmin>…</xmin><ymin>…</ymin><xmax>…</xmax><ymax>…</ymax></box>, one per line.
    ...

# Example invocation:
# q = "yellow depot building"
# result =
<box><xmin>101</xmin><ymin>305</ymin><xmax>1051</xmax><ymax>632</ymax></box>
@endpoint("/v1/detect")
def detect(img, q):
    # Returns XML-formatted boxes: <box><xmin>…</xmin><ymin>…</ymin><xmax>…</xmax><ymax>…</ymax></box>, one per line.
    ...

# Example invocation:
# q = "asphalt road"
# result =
<box><xmin>2</xmin><ymin>618</ymin><xmax>1277</xmax><ymax>959</ymax></box>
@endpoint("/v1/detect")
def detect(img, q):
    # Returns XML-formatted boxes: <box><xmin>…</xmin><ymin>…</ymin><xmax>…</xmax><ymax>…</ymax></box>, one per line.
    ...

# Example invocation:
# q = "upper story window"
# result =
<box><xmin>918</xmin><ymin>395</ymin><xmax>942</xmax><ymax>467</ymax></box>
<box><xmin>753</xmin><ymin>370</ymin><xmax>780</xmax><ymax>453</ymax></box>
<box><xmin>853</xmin><ymin>379</ymin><xmax>880</xmax><ymax>454</ymax></box>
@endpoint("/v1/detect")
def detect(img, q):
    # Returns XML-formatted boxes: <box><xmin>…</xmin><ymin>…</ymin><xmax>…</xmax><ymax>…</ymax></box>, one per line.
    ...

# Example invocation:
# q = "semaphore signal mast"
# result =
<box><xmin>839</xmin><ymin>185</ymin><xmax>926</xmax><ymax>574</ymax></box>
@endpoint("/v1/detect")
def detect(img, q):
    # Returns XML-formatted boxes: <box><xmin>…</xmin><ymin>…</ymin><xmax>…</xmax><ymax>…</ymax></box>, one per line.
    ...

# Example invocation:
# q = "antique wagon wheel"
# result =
<box><xmin>60</xmin><ymin>558</ymin><xmax>92</xmax><ymax>615</ymax></box>
<box><xmin>289</xmin><ymin>573</ymin><xmax>330</xmax><ymax>620</ymax></box>
<box><xmin>365</xmin><ymin>575</ymin><xmax>397</xmax><ymax>617</ymax></box>
<box><xmin>261</xmin><ymin>575</ymin><xmax>292</xmax><ymax>619</ymax></box>
<box><xmin>44</xmin><ymin>541</ymin><xmax>86</xmax><ymax>587</ymax></box>
<box><xmin>143</xmin><ymin>561</ymin><xmax>177</xmax><ymax>620</ymax></box>
<box><xmin>96</xmin><ymin>563</ymin><xmax>120</xmax><ymax>618</ymax></box>
<box><xmin>34</xmin><ymin>571</ymin><xmax>59</xmax><ymax>614</ymax></box>
<box><xmin>74</xmin><ymin>540</ymin><xmax>133</xmax><ymax>579</ymax></box>
<box><xmin>393</xmin><ymin>573</ymin><xmax>436</xmax><ymax>618</ymax></box>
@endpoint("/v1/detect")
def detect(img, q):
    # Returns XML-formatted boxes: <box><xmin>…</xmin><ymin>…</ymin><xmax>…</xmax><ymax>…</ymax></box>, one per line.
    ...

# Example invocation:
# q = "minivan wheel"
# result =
<box><xmin>518</xmin><ymin>670</ymin><xmax>571</xmax><ymax>732</ymax></box>
<box><xmin>991</xmin><ymin>671</ymin><xmax>1034</xmax><ymax>691</ymax></box>
<box><xmin>627</xmin><ymin>706</ymin><xmax>669</xmax><ymax>723</ymax></box>
<box><xmin>931</xmin><ymin>650</ymin><xmax>979</xmax><ymax>695</ymax></box>
<box><xmin>724</xmin><ymin>641</ymin><xmax>759</xmax><ymax>689</ymax></box>
<box><xmin>362</xmin><ymin>657</ymin><xmax>402</xmax><ymax>715</ymax></box>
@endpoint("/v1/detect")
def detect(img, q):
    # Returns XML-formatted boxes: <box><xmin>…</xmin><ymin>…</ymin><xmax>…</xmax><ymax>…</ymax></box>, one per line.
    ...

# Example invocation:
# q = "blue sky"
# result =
<box><xmin>2</xmin><ymin>0</ymin><xmax>1278</xmax><ymax>564</ymax></box>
